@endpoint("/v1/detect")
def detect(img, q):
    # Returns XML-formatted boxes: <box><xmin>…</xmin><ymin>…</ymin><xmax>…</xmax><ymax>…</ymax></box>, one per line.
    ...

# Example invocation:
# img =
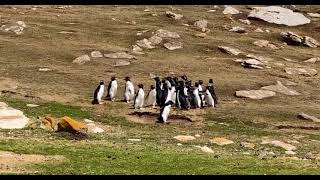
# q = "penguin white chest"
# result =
<box><xmin>146</xmin><ymin>89</ymin><xmax>157</xmax><ymax>107</ymax></box>
<box><xmin>125</xmin><ymin>81</ymin><xmax>135</xmax><ymax>101</ymax></box>
<box><xmin>193</xmin><ymin>88</ymin><xmax>201</xmax><ymax>108</ymax></box>
<box><xmin>205</xmin><ymin>89</ymin><xmax>214</xmax><ymax>108</ymax></box>
<box><xmin>109</xmin><ymin>81</ymin><xmax>118</xmax><ymax>99</ymax></box>
<box><xmin>97</xmin><ymin>85</ymin><xmax>105</xmax><ymax>103</ymax></box>
<box><xmin>162</xmin><ymin>105</ymin><xmax>172</xmax><ymax>122</ymax></box>
<box><xmin>135</xmin><ymin>88</ymin><xmax>145</xmax><ymax>109</ymax></box>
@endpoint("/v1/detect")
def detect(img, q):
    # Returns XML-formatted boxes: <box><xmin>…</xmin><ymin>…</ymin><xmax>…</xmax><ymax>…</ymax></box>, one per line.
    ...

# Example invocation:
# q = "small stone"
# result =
<box><xmin>194</xmin><ymin>33</ymin><xmax>207</xmax><ymax>38</ymax></box>
<box><xmin>136</xmin><ymin>39</ymin><xmax>155</xmax><ymax>49</ymax></box>
<box><xmin>90</xmin><ymin>51</ymin><xmax>103</xmax><ymax>58</ymax></box>
<box><xmin>163</xmin><ymin>42</ymin><xmax>183</xmax><ymax>50</ymax></box>
<box><xmin>261</xmin><ymin>80</ymin><xmax>301</xmax><ymax>96</ymax></box>
<box><xmin>195</xmin><ymin>134</ymin><xmax>201</xmax><ymax>138</ymax></box>
<box><xmin>194</xmin><ymin>19</ymin><xmax>208</xmax><ymax>32</ymax></box>
<box><xmin>114</xmin><ymin>60</ymin><xmax>130</xmax><ymax>67</ymax></box>
<box><xmin>155</xmin><ymin>29</ymin><xmax>180</xmax><ymax>39</ymax></box>
<box><xmin>84</xmin><ymin>119</ymin><xmax>94</xmax><ymax>123</ymax></box>
<box><xmin>72</xmin><ymin>55</ymin><xmax>90</xmax><ymax>65</ymax></box>
<box><xmin>177</xmin><ymin>143</ymin><xmax>183</xmax><ymax>146</ymax></box>
<box><xmin>207</xmin><ymin>9</ymin><xmax>216</xmax><ymax>13</ymax></box>
<box><xmin>238</xmin><ymin>19</ymin><xmax>251</xmax><ymax>25</ymax></box>
<box><xmin>104</xmin><ymin>52</ymin><xmax>135</xmax><ymax>59</ymax></box>
<box><xmin>128</xmin><ymin>139</ymin><xmax>141</xmax><ymax>142</ymax></box>
<box><xmin>307</xmin><ymin>13</ymin><xmax>320</xmax><ymax>18</ymax></box>
<box><xmin>284</xmin><ymin>67</ymin><xmax>318</xmax><ymax>77</ymax></box>
<box><xmin>194</xmin><ymin>145</ymin><xmax>214</xmax><ymax>153</ymax></box>
<box><xmin>240</xmin><ymin>142</ymin><xmax>255</xmax><ymax>149</ymax></box>
<box><xmin>174</xmin><ymin>135</ymin><xmax>196</xmax><ymax>142</ymax></box>
<box><xmin>229</xmin><ymin>26</ymin><xmax>246</xmax><ymax>33</ymax></box>
<box><xmin>235</xmin><ymin>90</ymin><xmax>276</xmax><ymax>100</ymax></box>
<box><xmin>254</xmin><ymin>28</ymin><xmax>264</xmax><ymax>33</ymax></box>
<box><xmin>166</xmin><ymin>11</ymin><xmax>183</xmax><ymax>20</ymax></box>
<box><xmin>261</xmin><ymin>140</ymin><xmax>296</xmax><ymax>151</ymax></box>
<box><xmin>304</xmin><ymin>57</ymin><xmax>320</xmax><ymax>64</ymax></box>
<box><xmin>223</xmin><ymin>6</ymin><xmax>240</xmax><ymax>15</ymax></box>
<box><xmin>26</xmin><ymin>104</ymin><xmax>39</xmax><ymax>108</ymax></box>
<box><xmin>285</xmin><ymin>150</ymin><xmax>296</xmax><ymax>155</ymax></box>
<box><xmin>218</xmin><ymin>46</ymin><xmax>244</xmax><ymax>56</ymax></box>
<box><xmin>38</xmin><ymin>67</ymin><xmax>52</xmax><ymax>72</ymax></box>
<box><xmin>210</xmin><ymin>137</ymin><xmax>234</xmax><ymax>146</ymax></box>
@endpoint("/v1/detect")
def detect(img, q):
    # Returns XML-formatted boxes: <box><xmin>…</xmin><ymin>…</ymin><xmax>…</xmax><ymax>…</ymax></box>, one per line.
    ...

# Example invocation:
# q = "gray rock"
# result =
<box><xmin>239</xmin><ymin>19</ymin><xmax>251</xmax><ymax>25</ymax></box>
<box><xmin>194</xmin><ymin>19</ymin><xmax>208</xmax><ymax>32</ymax></box>
<box><xmin>297</xmin><ymin>112</ymin><xmax>320</xmax><ymax>123</ymax></box>
<box><xmin>304</xmin><ymin>36</ymin><xmax>320</xmax><ymax>48</ymax></box>
<box><xmin>104</xmin><ymin>52</ymin><xmax>135</xmax><ymax>59</ymax></box>
<box><xmin>166</xmin><ymin>11</ymin><xmax>183</xmax><ymax>20</ymax></box>
<box><xmin>163</xmin><ymin>41</ymin><xmax>183</xmax><ymax>50</ymax></box>
<box><xmin>261</xmin><ymin>80</ymin><xmax>301</xmax><ymax>96</ymax></box>
<box><xmin>0</xmin><ymin>102</ymin><xmax>29</xmax><ymax>129</ymax></box>
<box><xmin>253</xmin><ymin>40</ymin><xmax>279</xmax><ymax>50</ymax></box>
<box><xmin>0</xmin><ymin>21</ymin><xmax>25</xmax><ymax>35</ymax></box>
<box><xmin>238</xmin><ymin>59</ymin><xmax>265</xmax><ymax>69</ymax></box>
<box><xmin>218</xmin><ymin>46</ymin><xmax>244</xmax><ymax>56</ymax></box>
<box><xmin>155</xmin><ymin>29</ymin><xmax>180</xmax><ymax>39</ymax></box>
<box><xmin>223</xmin><ymin>6</ymin><xmax>240</xmax><ymax>15</ymax></box>
<box><xmin>248</xmin><ymin>6</ymin><xmax>310</xmax><ymax>26</ymax></box>
<box><xmin>132</xmin><ymin>45</ymin><xmax>145</xmax><ymax>55</ymax></box>
<box><xmin>304</xmin><ymin>57</ymin><xmax>320</xmax><ymax>63</ymax></box>
<box><xmin>113</xmin><ymin>60</ymin><xmax>130</xmax><ymax>67</ymax></box>
<box><xmin>90</xmin><ymin>51</ymin><xmax>103</xmax><ymax>58</ymax></box>
<box><xmin>148</xmin><ymin>35</ymin><xmax>162</xmax><ymax>45</ymax></box>
<box><xmin>229</xmin><ymin>26</ymin><xmax>246</xmax><ymax>33</ymax></box>
<box><xmin>136</xmin><ymin>39</ymin><xmax>155</xmax><ymax>49</ymax></box>
<box><xmin>72</xmin><ymin>55</ymin><xmax>90</xmax><ymax>65</ymax></box>
<box><xmin>280</xmin><ymin>31</ymin><xmax>319</xmax><ymax>48</ymax></box>
<box><xmin>284</xmin><ymin>67</ymin><xmax>318</xmax><ymax>77</ymax></box>
<box><xmin>235</xmin><ymin>90</ymin><xmax>276</xmax><ymax>99</ymax></box>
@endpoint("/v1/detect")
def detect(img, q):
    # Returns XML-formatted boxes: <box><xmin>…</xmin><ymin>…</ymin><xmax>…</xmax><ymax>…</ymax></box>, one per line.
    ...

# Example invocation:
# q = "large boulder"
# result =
<box><xmin>0</xmin><ymin>102</ymin><xmax>29</xmax><ymax>129</ymax></box>
<box><xmin>235</xmin><ymin>90</ymin><xmax>276</xmax><ymax>99</ymax></box>
<box><xmin>261</xmin><ymin>81</ymin><xmax>300</xmax><ymax>96</ymax></box>
<box><xmin>248</xmin><ymin>6</ymin><xmax>310</xmax><ymax>26</ymax></box>
<box><xmin>284</xmin><ymin>67</ymin><xmax>318</xmax><ymax>77</ymax></box>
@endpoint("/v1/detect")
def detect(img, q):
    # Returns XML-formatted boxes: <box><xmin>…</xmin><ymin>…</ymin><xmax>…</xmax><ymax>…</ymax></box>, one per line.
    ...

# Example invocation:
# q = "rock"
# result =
<box><xmin>57</xmin><ymin>116</ymin><xmax>88</xmax><ymax>135</ymax></box>
<box><xmin>155</xmin><ymin>29</ymin><xmax>180</xmax><ymax>39</ymax></box>
<box><xmin>280</xmin><ymin>31</ymin><xmax>319</xmax><ymax>48</ymax></box>
<box><xmin>58</xmin><ymin>31</ymin><xmax>74</xmax><ymax>34</ymax></box>
<box><xmin>194</xmin><ymin>145</ymin><xmax>214</xmax><ymax>153</ymax></box>
<box><xmin>207</xmin><ymin>10</ymin><xmax>216</xmax><ymax>13</ymax></box>
<box><xmin>163</xmin><ymin>41</ymin><xmax>183</xmax><ymax>50</ymax></box>
<box><xmin>136</xmin><ymin>39</ymin><xmax>155</xmax><ymax>49</ymax></box>
<box><xmin>237</xmin><ymin>59</ymin><xmax>265</xmax><ymax>69</ymax></box>
<box><xmin>246</xmin><ymin>54</ymin><xmax>271</xmax><ymax>63</ymax></box>
<box><xmin>229</xmin><ymin>26</ymin><xmax>246</xmax><ymax>33</ymax></box>
<box><xmin>195</xmin><ymin>134</ymin><xmax>201</xmax><ymax>138</ymax></box>
<box><xmin>297</xmin><ymin>112</ymin><xmax>320</xmax><ymax>123</ymax></box>
<box><xmin>261</xmin><ymin>140</ymin><xmax>296</xmax><ymax>151</ymax></box>
<box><xmin>38</xmin><ymin>67</ymin><xmax>52</xmax><ymax>72</ymax></box>
<box><xmin>223</xmin><ymin>6</ymin><xmax>240</xmax><ymax>15</ymax></box>
<box><xmin>151</xmin><ymin>13</ymin><xmax>158</xmax><ymax>17</ymax></box>
<box><xmin>285</xmin><ymin>80</ymin><xmax>297</xmax><ymax>86</ymax></box>
<box><xmin>210</xmin><ymin>137</ymin><xmax>234</xmax><ymax>146</ymax></box>
<box><xmin>253</xmin><ymin>40</ymin><xmax>279</xmax><ymax>50</ymax></box>
<box><xmin>194</xmin><ymin>19</ymin><xmax>208</xmax><ymax>32</ymax></box>
<box><xmin>173</xmin><ymin>135</ymin><xmax>196</xmax><ymax>142</ymax></box>
<box><xmin>248</xmin><ymin>6</ymin><xmax>310</xmax><ymax>26</ymax></box>
<box><xmin>88</xmin><ymin>126</ymin><xmax>104</xmax><ymax>134</ymax></box>
<box><xmin>104</xmin><ymin>52</ymin><xmax>135</xmax><ymax>59</ymax></box>
<box><xmin>240</xmin><ymin>142</ymin><xmax>255</xmax><ymax>149</ymax></box>
<box><xmin>284</xmin><ymin>67</ymin><xmax>318</xmax><ymax>77</ymax></box>
<box><xmin>182</xmin><ymin>23</ymin><xmax>190</xmax><ymax>27</ymax></box>
<box><xmin>307</xmin><ymin>13</ymin><xmax>320</xmax><ymax>18</ymax></box>
<box><xmin>114</xmin><ymin>60</ymin><xmax>130</xmax><ymax>67</ymax></box>
<box><xmin>26</xmin><ymin>104</ymin><xmax>39</xmax><ymax>107</ymax></box>
<box><xmin>218</xmin><ymin>46</ymin><xmax>244</xmax><ymax>56</ymax></box>
<box><xmin>132</xmin><ymin>45</ymin><xmax>144</xmax><ymax>55</ymax></box>
<box><xmin>0</xmin><ymin>21</ymin><xmax>26</xmax><ymax>35</ymax></box>
<box><xmin>239</xmin><ymin>19</ymin><xmax>251</xmax><ymax>25</ymax></box>
<box><xmin>0</xmin><ymin>102</ymin><xmax>29</xmax><ymax>129</ymax></box>
<box><xmin>285</xmin><ymin>150</ymin><xmax>296</xmax><ymax>155</ymax></box>
<box><xmin>282</xmin><ymin>57</ymin><xmax>297</xmax><ymax>62</ymax></box>
<box><xmin>148</xmin><ymin>35</ymin><xmax>162</xmax><ymax>45</ymax></box>
<box><xmin>166</xmin><ymin>11</ymin><xmax>183</xmax><ymax>20</ymax></box>
<box><xmin>90</xmin><ymin>51</ymin><xmax>103</xmax><ymax>58</ymax></box>
<box><xmin>194</xmin><ymin>33</ymin><xmax>207</xmax><ymax>38</ymax></box>
<box><xmin>144</xmin><ymin>9</ymin><xmax>150</xmax><ymax>12</ymax></box>
<box><xmin>235</xmin><ymin>90</ymin><xmax>276</xmax><ymax>99</ymax></box>
<box><xmin>177</xmin><ymin>143</ymin><xmax>183</xmax><ymax>146</ymax></box>
<box><xmin>254</xmin><ymin>28</ymin><xmax>264</xmax><ymax>33</ymax></box>
<box><xmin>261</xmin><ymin>80</ymin><xmax>301</xmax><ymax>96</ymax></box>
<box><xmin>274</xmin><ymin>62</ymin><xmax>285</xmax><ymax>67</ymax></box>
<box><xmin>84</xmin><ymin>119</ymin><xmax>94</xmax><ymax>123</ymax></box>
<box><xmin>304</xmin><ymin>57</ymin><xmax>320</xmax><ymax>63</ymax></box>
<box><xmin>72</xmin><ymin>55</ymin><xmax>90</xmax><ymax>65</ymax></box>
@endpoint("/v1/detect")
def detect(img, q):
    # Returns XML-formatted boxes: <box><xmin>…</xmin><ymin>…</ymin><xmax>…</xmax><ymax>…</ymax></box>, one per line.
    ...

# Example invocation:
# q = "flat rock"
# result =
<box><xmin>84</xmin><ymin>119</ymin><xmax>94</xmax><ymax>123</ymax></box>
<box><xmin>88</xmin><ymin>125</ymin><xmax>104</xmax><ymax>134</ymax></box>
<box><xmin>235</xmin><ymin>90</ymin><xmax>276</xmax><ymax>99</ymax></box>
<box><xmin>248</xmin><ymin>6</ymin><xmax>310</xmax><ymax>26</ymax></box>
<box><xmin>261</xmin><ymin>80</ymin><xmax>301</xmax><ymax>96</ymax></box>
<box><xmin>261</xmin><ymin>140</ymin><xmax>296</xmax><ymax>151</ymax></box>
<box><xmin>194</xmin><ymin>19</ymin><xmax>208</xmax><ymax>32</ymax></box>
<box><xmin>38</xmin><ymin>67</ymin><xmax>52</xmax><ymax>72</ymax></box>
<box><xmin>163</xmin><ymin>41</ymin><xmax>183</xmax><ymax>50</ymax></box>
<box><xmin>239</xmin><ymin>19</ymin><xmax>251</xmax><ymax>25</ymax></box>
<box><xmin>136</xmin><ymin>39</ymin><xmax>155</xmax><ymax>49</ymax></box>
<box><xmin>297</xmin><ymin>112</ymin><xmax>320</xmax><ymax>123</ymax></box>
<box><xmin>90</xmin><ymin>51</ymin><xmax>103</xmax><ymax>58</ymax></box>
<box><xmin>174</xmin><ymin>135</ymin><xmax>196</xmax><ymax>142</ymax></box>
<box><xmin>0</xmin><ymin>21</ymin><xmax>26</xmax><ymax>35</ymax></box>
<box><xmin>113</xmin><ymin>60</ymin><xmax>130</xmax><ymax>67</ymax></box>
<box><xmin>148</xmin><ymin>35</ymin><xmax>162</xmax><ymax>45</ymax></box>
<box><xmin>237</xmin><ymin>59</ymin><xmax>265</xmax><ymax>69</ymax></box>
<box><xmin>166</xmin><ymin>11</ymin><xmax>183</xmax><ymax>20</ymax></box>
<box><xmin>280</xmin><ymin>31</ymin><xmax>319</xmax><ymax>48</ymax></box>
<box><xmin>254</xmin><ymin>28</ymin><xmax>264</xmax><ymax>33</ymax></box>
<box><xmin>210</xmin><ymin>137</ymin><xmax>234</xmax><ymax>146</ymax></box>
<box><xmin>253</xmin><ymin>40</ymin><xmax>279</xmax><ymax>50</ymax></box>
<box><xmin>207</xmin><ymin>10</ymin><xmax>216</xmax><ymax>13</ymax></box>
<box><xmin>132</xmin><ymin>45</ymin><xmax>144</xmax><ymax>55</ymax></box>
<box><xmin>304</xmin><ymin>36</ymin><xmax>320</xmax><ymax>48</ymax></box>
<box><xmin>194</xmin><ymin>33</ymin><xmax>207</xmax><ymax>38</ymax></box>
<box><xmin>229</xmin><ymin>26</ymin><xmax>246</xmax><ymax>33</ymax></box>
<box><xmin>284</xmin><ymin>67</ymin><xmax>318</xmax><ymax>77</ymax></box>
<box><xmin>223</xmin><ymin>6</ymin><xmax>240</xmax><ymax>15</ymax></box>
<box><xmin>194</xmin><ymin>145</ymin><xmax>214</xmax><ymax>153</ymax></box>
<box><xmin>72</xmin><ymin>54</ymin><xmax>90</xmax><ymax>65</ymax></box>
<box><xmin>155</xmin><ymin>29</ymin><xmax>180</xmax><ymax>39</ymax></box>
<box><xmin>218</xmin><ymin>46</ymin><xmax>244</xmax><ymax>56</ymax></box>
<box><xmin>128</xmin><ymin>139</ymin><xmax>141</xmax><ymax>142</ymax></box>
<box><xmin>0</xmin><ymin>102</ymin><xmax>29</xmax><ymax>129</ymax></box>
<box><xmin>104</xmin><ymin>52</ymin><xmax>135</xmax><ymax>59</ymax></box>
<box><xmin>240</xmin><ymin>142</ymin><xmax>255</xmax><ymax>149</ymax></box>
<box><xmin>285</xmin><ymin>80</ymin><xmax>298</xmax><ymax>86</ymax></box>
<box><xmin>26</xmin><ymin>104</ymin><xmax>39</xmax><ymax>107</ymax></box>
<box><xmin>307</xmin><ymin>13</ymin><xmax>320</xmax><ymax>18</ymax></box>
<box><xmin>304</xmin><ymin>57</ymin><xmax>320</xmax><ymax>63</ymax></box>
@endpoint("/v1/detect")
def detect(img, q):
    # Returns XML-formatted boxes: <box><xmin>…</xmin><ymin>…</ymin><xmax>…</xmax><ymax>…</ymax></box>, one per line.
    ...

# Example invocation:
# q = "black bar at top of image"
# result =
<box><xmin>0</xmin><ymin>0</ymin><xmax>319</xmax><ymax>5</ymax></box>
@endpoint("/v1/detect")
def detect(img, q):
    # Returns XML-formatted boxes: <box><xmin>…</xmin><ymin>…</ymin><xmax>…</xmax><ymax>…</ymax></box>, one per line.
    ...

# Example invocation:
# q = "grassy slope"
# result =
<box><xmin>1</xmin><ymin>5</ymin><xmax>320</xmax><ymax>174</ymax></box>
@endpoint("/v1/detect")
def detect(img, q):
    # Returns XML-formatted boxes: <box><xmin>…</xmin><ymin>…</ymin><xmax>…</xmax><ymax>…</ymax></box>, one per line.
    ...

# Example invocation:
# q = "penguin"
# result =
<box><xmin>145</xmin><ymin>85</ymin><xmax>157</xmax><ymax>109</ymax></box>
<box><xmin>157</xmin><ymin>100</ymin><xmax>174</xmax><ymax>124</ymax></box>
<box><xmin>134</xmin><ymin>84</ymin><xmax>145</xmax><ymax>109</ymax></box>
<box><xmin>92</xmin><ymin>80</ymin><xmax>105</xmax><ymax>105</ymax></box>
<box><xmin>165</xmin><ymin>77</ymin><xmax>172</xmax><ymax>89</ymax></box>
<box><xmin>205</xmin><ymin>87</ymin><xmax>215</xmax><ymax>108</ymax></box>
<box><xmin>160</xmin><ymin>82</ymin><xmax>169</xmax><ymax>108</ymax></box>
<box><xmin>176</xmin><ymin>80</ymin><xmax>190</xmax><ymax>110</ymax></box>
<box><xmin>154</xmin><ymin>77</ymin><xmax>162</xmax><ymax>106</ymax></box>
<box><xmin>124</xmin><ymin>76</ymin><xmax>135</xmax><ymax>103</ymax></box>
<box><xmin>198</xmin><ymin>80</ymin><xmax>205</xmax><ymax>107</ymax></box>
<box><xmin>208</xmin><ymin>79</ymin><xmax>218</xmax><ymax>107</ymax></box>
<box><xmin>106</xmin><ymin>76</ymin><xmax>117</xmax><ymax>102</ymax></box>
<box><xmin>193</xmin><ymin>82</ymin><xmax>201</xmax><ymax>109</ymax></box>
